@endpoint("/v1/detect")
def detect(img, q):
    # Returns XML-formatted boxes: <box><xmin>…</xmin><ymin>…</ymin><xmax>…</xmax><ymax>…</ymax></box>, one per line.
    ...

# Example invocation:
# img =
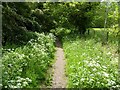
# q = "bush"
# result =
<box><xmin>50</xmin><ymin>27</ymin><xmax>71</xmax><ymax>39</ymax></box>
<box><xmin>2</xmin><ymin>33</ymin><xmax>55</xmax><ymax>88</ymax></box>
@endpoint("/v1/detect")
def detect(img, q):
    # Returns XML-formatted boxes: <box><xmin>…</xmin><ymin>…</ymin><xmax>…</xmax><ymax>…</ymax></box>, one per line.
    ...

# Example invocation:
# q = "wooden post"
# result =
<box><xmin>106</xmin><ymin>31</ymin><xmax>109</xmax><ymax>42</ymax></box>
<box><xmin>88</xmin><ymin>29</ymin><xmax>90</xmax><ymax>35</ymax></box>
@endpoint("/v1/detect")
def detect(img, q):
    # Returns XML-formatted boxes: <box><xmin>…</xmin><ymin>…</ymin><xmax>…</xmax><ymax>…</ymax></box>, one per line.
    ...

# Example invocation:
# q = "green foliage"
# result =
<box><xmin>50</xmin><ymin>27</ymin><xmax>71</xmax><ymax>38</ymax></box>
<box><xmin>92</xmin><ymin>2</ymin><xmax>118</xmax><ymax>28</ymax></box>
<box><xmin>68</xmin><ymin>2</ymin><xmax>99</xmax><ymax>34</ymax></box>
<box><xmin>43</xmin><ymin>2</ymin><xmax>99</xmax><ymax>35</ymax></box>
<box><xmin>43</xmin><ymin>3</ymin><xmax>71</xmax><ymax>28</ymax></box>
<box><xmin>2</xmin><ymin>2</ymin><xmax>55</xmax><ymax>45</ymax></box>
<box><xmin>2</xmin><ymin>2</ymin><xmax>119</xmax><ymax>44</ymax></box>
<box><xmin>31</xmin><ymin>6</ymin><xmax>55</xmax><ymax>32</ymax></box>
<box><xmin>2</xmin><ymin>2</ymin><xmax>119</xmax><ymax>88</ymax></box>
<box><xmin>63</xmin><ymin>29</ymin><xmax>119</xmax><ymax>88</ymax></box>
<box><xmin>2</xmin><ymin>33</ymin><xmax>55</xmax><ymax>88</ymax></box>
<box><xmin>2</xmin><ymin>3</ymin><xmax>39</xmax><ymax>45</ymax></box>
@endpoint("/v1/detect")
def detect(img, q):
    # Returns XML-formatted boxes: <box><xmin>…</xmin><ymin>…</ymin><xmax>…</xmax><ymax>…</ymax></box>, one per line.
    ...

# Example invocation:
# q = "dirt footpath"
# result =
<box><xmin>52</xmin><ymin>39</ymin><xmax>67</xmax><ymax>88</ymax></box>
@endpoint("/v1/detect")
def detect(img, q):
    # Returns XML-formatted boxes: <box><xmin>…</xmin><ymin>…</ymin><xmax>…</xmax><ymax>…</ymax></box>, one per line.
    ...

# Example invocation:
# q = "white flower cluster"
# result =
<box><xmin>2</xmin><ymin>32</ymin><xmax>55</xmax><ymax>88</ymax></box>
<box><xmin>5</xmin><ymin>76</ymin><xmax>32</xmax><ymax>88</ymax></box>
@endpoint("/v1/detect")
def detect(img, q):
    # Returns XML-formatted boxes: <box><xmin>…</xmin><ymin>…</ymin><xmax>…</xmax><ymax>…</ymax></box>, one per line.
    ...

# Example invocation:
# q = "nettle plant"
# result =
<box><xmin>2</xmin><ymin>33</ymin><xmax>55</xmax><ymax>88</ymax></box>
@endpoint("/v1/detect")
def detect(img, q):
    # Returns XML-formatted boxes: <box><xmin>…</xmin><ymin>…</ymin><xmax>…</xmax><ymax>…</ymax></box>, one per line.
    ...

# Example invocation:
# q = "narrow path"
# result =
<box><xmin>52</xmin><ymin>38</ymin><xmax>67</xmax><ymax>88</ymax></box>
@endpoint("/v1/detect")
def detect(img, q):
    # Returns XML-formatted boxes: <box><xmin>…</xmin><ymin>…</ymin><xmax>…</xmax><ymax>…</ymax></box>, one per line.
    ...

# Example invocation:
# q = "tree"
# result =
<box><xmin>92</xmin><ymin>2</ymin><xmax>118</xmax><ymax>28</ymax></box>
<box><xmin>2</xmin><ymin>2</ymin><xmax>55</xmax><ymax>45</ymax></box>
<box><xmin>68</xmin><ymin>2</ymin><xmax>99</xmax><ymax>35</ymax></box>
<box><xmin>44</xmin><ymin>2</ymin><xmax>99</xmax><ymax>35</ymax></box>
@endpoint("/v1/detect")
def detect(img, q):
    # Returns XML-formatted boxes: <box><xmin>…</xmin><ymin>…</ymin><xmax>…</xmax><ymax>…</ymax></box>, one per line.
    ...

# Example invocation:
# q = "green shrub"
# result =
<box><xmin>50</xmin><ymin>27</ymin><xmax>71</xmax><ymax>39</ymax></box>
<box><xmin>2</xmin><ymin>33</ymin><xmax>55</xmax><ymax>88</ymax></box>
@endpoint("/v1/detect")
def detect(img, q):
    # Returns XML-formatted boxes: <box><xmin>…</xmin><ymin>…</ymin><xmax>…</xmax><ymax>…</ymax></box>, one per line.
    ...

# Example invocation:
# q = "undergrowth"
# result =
<box><xmin>63</xmin><ymin>29</ymin><xmax>119</xmax><ymax>88</ymax></box>
<box><xmin>2</xmin><ymin>32</ymin><xmax>55</xmax><ymax>88</ymax></box>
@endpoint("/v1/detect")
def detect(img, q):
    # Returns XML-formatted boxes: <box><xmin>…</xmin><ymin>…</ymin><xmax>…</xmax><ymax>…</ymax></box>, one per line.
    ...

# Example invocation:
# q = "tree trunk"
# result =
<box><xmin>102</xmin><ymin>2</ymin><xmax>109</xmax><ymax>45</ymax></box>
<box><xmin>118</xmin><ymin>1</ymin><xmax>120</xmax><ymax>83</ymax></box>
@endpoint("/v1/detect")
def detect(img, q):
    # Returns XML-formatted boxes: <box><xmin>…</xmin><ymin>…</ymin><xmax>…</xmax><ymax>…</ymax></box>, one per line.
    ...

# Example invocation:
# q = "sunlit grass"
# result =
<box><xmin>63</xmin><ymin>29</ymin><xmax>119</xmax><ymax>88</ymax></box>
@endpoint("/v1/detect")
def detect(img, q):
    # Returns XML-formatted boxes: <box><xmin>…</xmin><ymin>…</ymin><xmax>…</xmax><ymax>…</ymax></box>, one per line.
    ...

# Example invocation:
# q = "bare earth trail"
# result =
<box><xmin>52</xmin><ymin>38</ymin><xmax>67</xmax><ymax>88</ymax></box>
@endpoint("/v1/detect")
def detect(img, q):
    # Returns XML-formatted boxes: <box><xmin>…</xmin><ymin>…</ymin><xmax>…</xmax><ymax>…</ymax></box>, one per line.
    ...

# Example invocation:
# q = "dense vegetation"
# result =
<box><xmin>63</xmin><ymin>28</ymin><xmax>119</xmax><ymax>88</ymax></box>
<box><xmin>2</xmin><ymin>2</ymin><xmax>56</xmax><ymax>88</ymax></box>
<box><xmin>2</xmin><ymin>2</ymin><xmax>119</xmax><ymax>44</ymax></box>
<box><xmin>2</xmin><ymin>33</ymin><xmax>55</xmax><ymax>88</ymax></box>
<box><xmin>2</xmin><ymin>2</ymin><xmax>55</xmax><ymax>45</ymax></box>
<box><xmin>1</xmin><ymin>1</ymin><xmax>119</xmax><ymax>88</ymax></box>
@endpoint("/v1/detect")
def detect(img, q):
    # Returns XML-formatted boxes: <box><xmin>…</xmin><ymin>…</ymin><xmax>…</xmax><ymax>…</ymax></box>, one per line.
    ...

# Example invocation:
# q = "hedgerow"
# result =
<box><xmin>2</xmin><ymin>32</ymin><xmax>55</xmax><ymax>88</ymax></box>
